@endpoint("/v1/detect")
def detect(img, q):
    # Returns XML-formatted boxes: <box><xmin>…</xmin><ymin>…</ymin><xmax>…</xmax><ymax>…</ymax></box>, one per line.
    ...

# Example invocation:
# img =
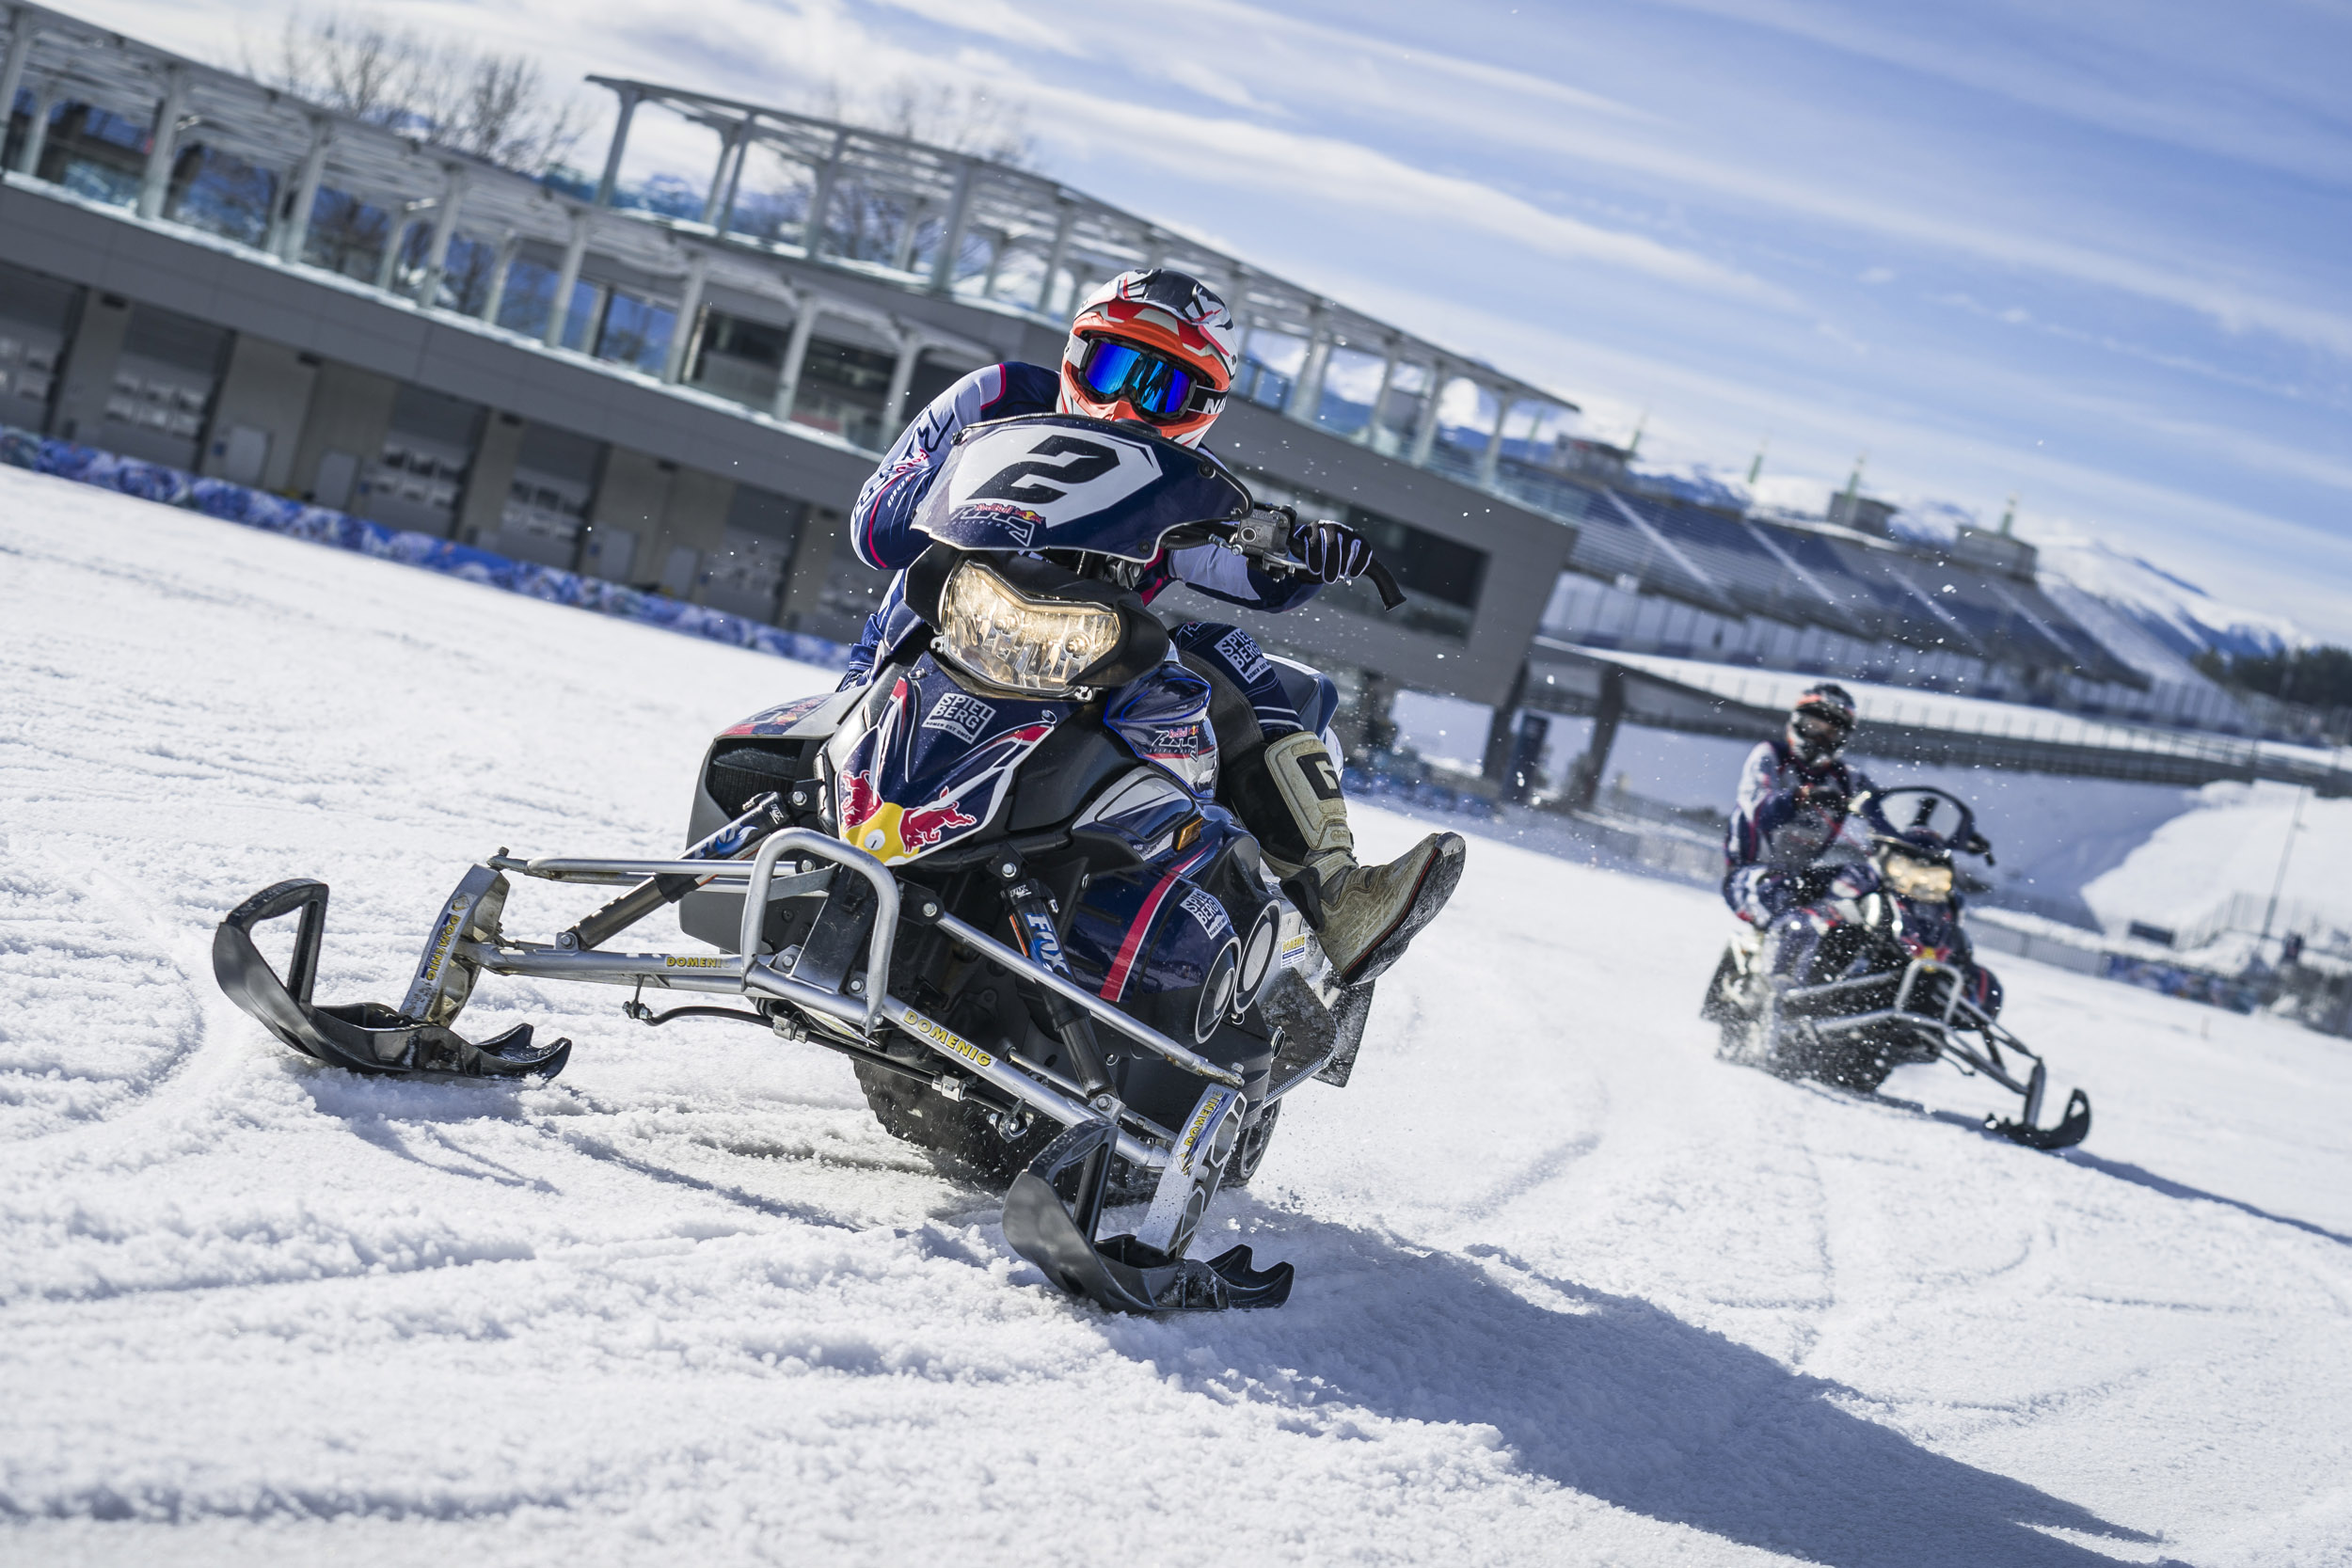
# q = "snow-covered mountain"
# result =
<box><xmin>2028</xmin><ymin>536</ymin><xmax>2302</xmax><ymax>663</ymax></box>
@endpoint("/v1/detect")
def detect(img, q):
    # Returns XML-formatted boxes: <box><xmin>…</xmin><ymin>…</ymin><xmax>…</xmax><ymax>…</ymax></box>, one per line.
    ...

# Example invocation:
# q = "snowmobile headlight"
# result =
<box><xmin>936</xmin><ymin>560</ymin><xmax>1126</xmax><ymax>693</ymax></box>
<box><xmin>1881</xmin><ymin>851</ymin><xmax>1952</xmax><ymax>902</ymax></box>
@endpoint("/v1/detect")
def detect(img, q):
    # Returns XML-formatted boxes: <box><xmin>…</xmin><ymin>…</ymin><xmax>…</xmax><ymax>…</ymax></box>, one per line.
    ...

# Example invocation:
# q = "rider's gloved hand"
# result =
<box><xmin>1793</xmin><ymin>775</ymin><xmax>1851</xmax><ymax>815</ymax></box>
<box><xmin>1289</xmin><ymin>518</ymin><xmax>1373</xmax><ymax>584</ymax></box>
<box><xmin>1828</xmin><ymin>863</ymin><xmax>1881</xmax><ymax>901</ymax></box>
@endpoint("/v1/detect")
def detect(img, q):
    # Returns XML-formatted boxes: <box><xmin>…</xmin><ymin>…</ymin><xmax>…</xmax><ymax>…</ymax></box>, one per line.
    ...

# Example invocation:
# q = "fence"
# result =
<box><xmin>0</xmin><ymin>427</ymin><xmax>852</xmax><ymax>672</ymax></box>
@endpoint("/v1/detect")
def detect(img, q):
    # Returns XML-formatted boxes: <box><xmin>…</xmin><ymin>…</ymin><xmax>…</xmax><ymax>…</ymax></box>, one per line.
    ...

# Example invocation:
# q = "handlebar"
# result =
<box><xmin>1227</xmin><ymin>506</ymin><xmax>1408</xmax><ymax>611</ymax></box>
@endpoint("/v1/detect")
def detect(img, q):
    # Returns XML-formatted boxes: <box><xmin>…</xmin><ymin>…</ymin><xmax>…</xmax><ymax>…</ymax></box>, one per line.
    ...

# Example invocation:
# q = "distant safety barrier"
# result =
<box><xmin>0</xmin><ymin>427</ymin><xmax>852</xmax><ymax>673</ymax></box>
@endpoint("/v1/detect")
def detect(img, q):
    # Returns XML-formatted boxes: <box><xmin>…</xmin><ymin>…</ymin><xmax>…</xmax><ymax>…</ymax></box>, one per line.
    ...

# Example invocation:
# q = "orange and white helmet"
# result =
<box><xmin>1058</xmin><ymin>268</ymin><xmax>1239</xmax><ymax>448</ymax></box>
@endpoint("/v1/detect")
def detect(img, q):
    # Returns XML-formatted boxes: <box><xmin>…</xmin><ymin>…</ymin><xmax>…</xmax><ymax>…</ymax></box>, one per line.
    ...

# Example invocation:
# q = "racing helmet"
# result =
<box><xmin>1059</xmin><ymin>269</ymin><xmax>1238</xmax><ymax>449</ymax></box>
<box><xmin>1787</xmin><ymin>682</ymin><xmax>1856</xmax><ymax>767</ymax></box>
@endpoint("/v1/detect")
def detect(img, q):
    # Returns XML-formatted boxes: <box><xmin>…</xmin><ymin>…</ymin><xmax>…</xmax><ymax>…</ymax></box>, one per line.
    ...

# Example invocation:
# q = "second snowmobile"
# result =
<box><xmin>212</xmin><ymin>412</ymin><xmax>1436</xmax><ymax>1314</ymax></box>
<box><xmin>1701</xmin><ymin>786</ymin><xmax>2091</xmax><ymax>1149</ymax></box>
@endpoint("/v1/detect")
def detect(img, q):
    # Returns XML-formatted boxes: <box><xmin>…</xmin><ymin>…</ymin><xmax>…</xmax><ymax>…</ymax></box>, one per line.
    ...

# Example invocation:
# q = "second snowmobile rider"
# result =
<box><xmin>1723</xmin><ymin>684</ymin><xmax>1891</xmax><ymax>974</ymax></box>
<box><xmin>836</xmin><ymin>267</ymin><xmax>1465</xmax><ymax>988</ymax></box>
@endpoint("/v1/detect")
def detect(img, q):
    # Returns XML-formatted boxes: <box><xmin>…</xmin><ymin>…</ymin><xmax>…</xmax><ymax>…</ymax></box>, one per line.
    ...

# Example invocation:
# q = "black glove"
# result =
<box><xmin>1793</xmin><ymin>776</ymin><xmax>1851</xmax><ymax>814</ymax></box>
<box><xmin>1289</xmin><ymin>518</ymin><xmax>1373</xmax><ymax>584</ymax></box>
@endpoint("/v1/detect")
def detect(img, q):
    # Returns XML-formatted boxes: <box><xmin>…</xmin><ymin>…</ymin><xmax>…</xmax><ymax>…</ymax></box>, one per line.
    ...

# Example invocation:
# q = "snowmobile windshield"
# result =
<box><xmin>1880</xmin><ymin>849</ymin><xmax>1953</xmax><ymax>902</ymax></box>
<box><xmin>913</xmin><ymin>413</ymin><xmax>1252</xmax><ymax>563</ymax></box>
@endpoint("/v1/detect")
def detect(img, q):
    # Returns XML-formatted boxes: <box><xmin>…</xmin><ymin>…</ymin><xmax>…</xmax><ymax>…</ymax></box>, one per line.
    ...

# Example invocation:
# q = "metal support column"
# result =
<box><xmin>977</xmin><ymin>230</ymin><xmax>1006</xmax><ymax>299</ymax></box>
<box><xmin>711</xmin><ymin>116</ymin><xmax>755</xmax><ymax>235</ymax></box>
<box><xmin>593</xmin><ymin>86</ymin><xmax>640</xmax><ymax>207</ymax></box>
<box><xmin>772</xmin><ymin>293</ymin><xmax>819</xmax><ymax>422</ymax></box>
<box><xmin>1478</xmin><ymin>386</ymin><xmax>1513</xmax><ymax>487</ymax></box>
<box><xmin>1481</xmin><ymin>660</ymin><xmax>1530</xmax><ymax>786</ymax></box>
<box><xmin>478</xmin><ymin>231</ymin><xmax>521</xmax><ymax>324</ymax></box>
<box><xmin>661</xmin><ymin>251</ymin><xmax>709</xmax><ymax>385</ymax></box>
<box><xmin>12</xmin><ymin>73</ymin><xmax>55</xmax><ymax>175</ymax></box>
<box><xmin>135</xmin><ymin>65</ymin><xmax>188</xmax><ymax>221</ymax></box>
<box><xmin>881</xmin><ymin>323</ymin><xmax>923</xmax><ymax>432</ymax></box>
<box><xmin>1359</xmin><ymin>338</ymin><xmax>1400</xmax><ymax>446</ymax></box>
<box><xmin>803</xmin><ymin>129</ymin><xmax>845</xmax><ymax>259</ymax></box>
<box><xmin>890</xmin><ymin>200</ymin><xmax>929</xmax><ymax>274</ymax></box>
<box><xmin>928</xmin><ymin>158</ymin><xmax>977</xmax><ymax>293</ymax></box>
<box><xmin>1566</xmin><ymin>665</ymin><xmax>1628</xmax><ymax>813</ymax></box>
<box><xmin>1285</xmin><ymin>305</ymin><xmax>1333</xmax><ymax>422</ymax></box>
<box><xmin>1035</xmin><ymin>197</ymin><xmax>1077</xmax><ymax>317</ymax></box>
<box><xmin>700</xmin><ymin>118</ymin><xmax>747</xmax><ymax>228</ymax></box>
<box><xmin>272</xmin><ymin>117</ymin><xmax>332</xmax><ymax>262</ymax></box>
<box><xmin>373</xmin><ymin>210</ymin><xmax>423</xmax><ymax>291</ymax></box>
<box><xmin>1408</xmin><ymin>359</ymin><xmax>1449</xmax><ymax>467</ymax></box>
<box><xmin>545</xmin><ymin>207</ymin><xmax>590</xmax><ymax>348</ymax></box>
<box><xmin>0</xmin><ymin>10</ymin><xmax>38</xmax><ymax>152</ymax></box>
<box><xmin>416</xmin><ymin>166</ymin><xmax>467</xmax><ymax>306</ymax></box>
<box><xmin>1034</xmin><ymin>197</ymin><xmax>1075</xmax><ymax>315</ymax></box>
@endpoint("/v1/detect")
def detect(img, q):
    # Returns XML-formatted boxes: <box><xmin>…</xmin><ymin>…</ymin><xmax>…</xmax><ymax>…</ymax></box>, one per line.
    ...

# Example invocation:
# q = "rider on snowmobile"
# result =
<box><xmin>837</xmin><ymin>266</ymin><xmax>1465</xmax><ymax>988</ymax></box>
<box><xmin>1723</xmin><ymin>684</ymin><xmax>1890</xmax><ymax>975</ymax></box>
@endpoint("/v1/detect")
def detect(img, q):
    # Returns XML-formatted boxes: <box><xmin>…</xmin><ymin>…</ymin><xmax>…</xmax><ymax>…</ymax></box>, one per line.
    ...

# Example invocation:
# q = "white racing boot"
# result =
<box><xmin>1235</xmin><ymin>732</ymin><xmax>1467</xmax><ymax>988</ymax></box>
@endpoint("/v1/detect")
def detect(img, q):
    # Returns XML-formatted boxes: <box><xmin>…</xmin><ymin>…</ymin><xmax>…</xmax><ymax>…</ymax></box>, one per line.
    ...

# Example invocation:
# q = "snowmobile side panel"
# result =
<box><xmin>1104</xmin><ymin>662</ymin><xmax>1219</xmax><ymax>798</ymax></box>
<box><xmin>720</xmin><ymin>688</ymin><xmax>860</xmax><ymax>739</ymax></box>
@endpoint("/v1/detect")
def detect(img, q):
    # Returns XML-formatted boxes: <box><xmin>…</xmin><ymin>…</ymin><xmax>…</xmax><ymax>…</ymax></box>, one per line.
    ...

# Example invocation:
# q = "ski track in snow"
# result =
<box><xmin>3</xmin><ymin>469</ymin><xmax>2349</xmax><ymax>1567</ymax></box>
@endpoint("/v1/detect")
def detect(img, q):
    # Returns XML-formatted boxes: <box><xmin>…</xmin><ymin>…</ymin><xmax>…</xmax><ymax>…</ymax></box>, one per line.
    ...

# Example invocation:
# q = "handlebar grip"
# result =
<box><xmin>1367</xmin><ymin>559</ymin><xmax>1406</xmax><ymax>611</ymax></box>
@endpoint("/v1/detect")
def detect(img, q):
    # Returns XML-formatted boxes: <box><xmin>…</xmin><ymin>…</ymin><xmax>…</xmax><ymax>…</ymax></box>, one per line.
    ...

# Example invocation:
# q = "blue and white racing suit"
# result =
<box><xmin>1723</xmin><ymin>736</ymin><xmax>1884</xmax><ymax>922</ymax></box>
<box><xmin>839</xmin><ymin>362</ymin><xmax>1319</xmax><ymax>742</ymax></box>
<box><xmin>1721</xmin><ymin>736</ymin><xmax>1889</xmax><ymax>985</ymax></box>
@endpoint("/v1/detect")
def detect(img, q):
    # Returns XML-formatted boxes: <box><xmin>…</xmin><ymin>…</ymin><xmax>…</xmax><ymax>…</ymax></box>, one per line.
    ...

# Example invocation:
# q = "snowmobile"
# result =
<box><xmin>213</xmin><ymin>412</ymin><xmax>1420</xmax><ymax>1314</ymax></box>
<box><xmin>1700</xmin><ymin>785</ymin><xmax>2091</xmax><ymax>1149</ymax></box>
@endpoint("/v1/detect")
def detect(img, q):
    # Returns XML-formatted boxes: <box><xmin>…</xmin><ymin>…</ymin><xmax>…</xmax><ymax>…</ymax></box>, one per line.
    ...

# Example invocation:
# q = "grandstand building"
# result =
<box><xmin>0</xmin><ymin>2</ymin><xmax>2211</xmax><ymax>778</ymax></box>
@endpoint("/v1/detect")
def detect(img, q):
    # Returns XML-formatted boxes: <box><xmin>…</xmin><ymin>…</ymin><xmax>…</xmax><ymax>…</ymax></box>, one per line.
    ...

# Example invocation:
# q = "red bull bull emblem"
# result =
<box><xmin>901</xmin><ymin>797</ymin><xmax>978</xmax><ymax>851</ymax></box>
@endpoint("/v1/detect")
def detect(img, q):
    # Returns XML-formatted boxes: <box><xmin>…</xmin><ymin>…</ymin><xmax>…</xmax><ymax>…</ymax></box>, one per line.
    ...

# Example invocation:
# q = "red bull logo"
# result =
<box><xmin>901</xmin><ymin>797</ymin><xmax>978</xmax><ymax>851</ymax></box>
<box><xmin>839</xmin><ymin>768</ymin><xmax>883</xmax><ymax>832</ymax></box>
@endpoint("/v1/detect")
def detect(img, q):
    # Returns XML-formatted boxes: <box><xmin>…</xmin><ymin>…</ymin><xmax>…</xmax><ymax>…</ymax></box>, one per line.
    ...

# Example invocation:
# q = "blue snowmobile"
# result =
<box><xmin>213</xmin><ymin>413</ymin><xmax>1433</xmax><ymax>1314</ymax></box>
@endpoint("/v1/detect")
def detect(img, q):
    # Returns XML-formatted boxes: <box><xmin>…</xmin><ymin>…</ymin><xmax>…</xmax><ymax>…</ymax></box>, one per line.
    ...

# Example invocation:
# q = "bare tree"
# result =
<box><xmin>245</xmin><ymin>9</ymin><xmax>589</xmax><ymax>175</ymax></box>
<box><xmin>816</xmin><ymin>73</ymin><xmax>1038</xmax><ymax>169</ymax></box>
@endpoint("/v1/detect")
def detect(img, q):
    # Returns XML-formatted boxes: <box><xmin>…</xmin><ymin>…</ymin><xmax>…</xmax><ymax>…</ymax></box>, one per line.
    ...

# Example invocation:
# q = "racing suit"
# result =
<box><xmin>1723</xmin><ymin>736</ymin><xmax>1885</xmax><ymax>981</ymax></box>
<box><xmin>838</xmin><ymin>361</ymin><xmax>1319</xmax><ymax>744</ymax></box>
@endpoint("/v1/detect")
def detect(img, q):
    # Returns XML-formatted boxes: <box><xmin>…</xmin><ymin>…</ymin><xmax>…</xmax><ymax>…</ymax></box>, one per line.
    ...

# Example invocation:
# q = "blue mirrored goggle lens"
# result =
<box><xmin>1080</xmin><ymin>340</ymin><xmax>1197</xmax><ymax>418</ymax></box>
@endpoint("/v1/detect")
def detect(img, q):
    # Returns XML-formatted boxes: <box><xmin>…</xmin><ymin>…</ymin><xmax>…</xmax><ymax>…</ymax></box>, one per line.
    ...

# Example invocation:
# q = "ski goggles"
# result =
<box><xmin>1075</xmin><ymin>337</ymin><xmax>1220</xmax><ymax>423</ymax></box>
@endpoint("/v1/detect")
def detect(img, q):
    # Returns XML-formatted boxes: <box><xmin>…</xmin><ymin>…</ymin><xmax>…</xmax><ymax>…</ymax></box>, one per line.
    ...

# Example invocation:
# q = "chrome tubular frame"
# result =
<box><xmin>930</xmin><ymin>910</ymin><xmax>1246</xmax><ymax>1089</ymax></box>
<box><xmin>469</xmin><ymin>829</ymin><xmax>1249</xmax><ymax>1165</ymax></box>
<box><xmin>1788</xmin><ymin>957</ymin><xmax>2042</xmax><ymax>1099</ymax></box>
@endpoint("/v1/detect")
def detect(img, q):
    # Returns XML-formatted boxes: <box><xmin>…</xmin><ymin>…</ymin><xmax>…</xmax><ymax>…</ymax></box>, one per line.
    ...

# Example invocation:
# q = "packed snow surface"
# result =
<box><xmin>5</xmin><ymin>469</ymin><xmax>2351</xmax><ymax>1566</ymax></box>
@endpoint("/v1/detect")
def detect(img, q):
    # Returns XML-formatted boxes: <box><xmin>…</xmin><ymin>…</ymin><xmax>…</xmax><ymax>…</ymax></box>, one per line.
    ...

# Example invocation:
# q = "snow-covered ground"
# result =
<box><xmin>2083</xmin><ymin>782</ymin><xmax>2352</xmax><ymax>943</ymax></box>
<box><xmin>6</xmin><ymin>469</ymin><xmax>2352</xmax><ymax>1566</ymax></box>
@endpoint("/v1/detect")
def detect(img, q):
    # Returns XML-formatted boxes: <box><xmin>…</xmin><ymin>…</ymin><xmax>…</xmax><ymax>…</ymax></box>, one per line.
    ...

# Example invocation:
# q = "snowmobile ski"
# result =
<box><xmin>1002</xmin><ymin>1117</ymin><xmax>1293</xmax><ymax>1312</ymax></box>
<box><xmin>213</xmin><ymin>879</ymin><xmax>570</xmax><ymax>1079</ymax></box>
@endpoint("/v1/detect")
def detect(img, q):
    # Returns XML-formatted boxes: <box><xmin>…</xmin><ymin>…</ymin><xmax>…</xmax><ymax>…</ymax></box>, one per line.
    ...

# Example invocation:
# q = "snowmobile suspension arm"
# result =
<box><xmin>929</xmin><ymin>907</ymin><xmax>1245</xmax><ymax>1090</ymax></box>
<box><xmin>1798</xmin><ymin>958</ymin><xmax>2042</xmax><ymax>1098</ymax></box>
<box><xmin>723</xmin><ymin>831</ymin><xmax>1243</xmax><ymax>1090</ymax></box>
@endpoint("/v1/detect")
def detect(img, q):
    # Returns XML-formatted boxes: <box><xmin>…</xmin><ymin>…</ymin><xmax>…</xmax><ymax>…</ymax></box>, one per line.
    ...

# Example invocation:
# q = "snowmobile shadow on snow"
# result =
<box><xmin>2058</xmin><ymin>1149</ymin><xmax>2352</xmax><ymax>1249</ymax></box>
<box><xmin>1093</xmin><ymin>1212</ymin><xmax>2180</xmax><ymax>1568</ymax></box>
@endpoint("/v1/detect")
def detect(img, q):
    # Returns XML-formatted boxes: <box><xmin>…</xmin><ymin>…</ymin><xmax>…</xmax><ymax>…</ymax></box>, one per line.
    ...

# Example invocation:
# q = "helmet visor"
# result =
<box><xmin>1791</xmin><ymin>712</ymin><xmax>1850</xmax><ymax>751</ymax></box>
<box><xmin>1078</xmin><ymin>338</ymin><xmax>1209</xmax><ymax>422</ymax></box>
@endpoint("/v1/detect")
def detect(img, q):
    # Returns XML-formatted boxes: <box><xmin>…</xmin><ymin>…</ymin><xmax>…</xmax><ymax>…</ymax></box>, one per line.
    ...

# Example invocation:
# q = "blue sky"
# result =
<box><xmin>90</xmin><ymin>0</ymin><xmax>2352</xmax><ymax>640</ymax></box>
